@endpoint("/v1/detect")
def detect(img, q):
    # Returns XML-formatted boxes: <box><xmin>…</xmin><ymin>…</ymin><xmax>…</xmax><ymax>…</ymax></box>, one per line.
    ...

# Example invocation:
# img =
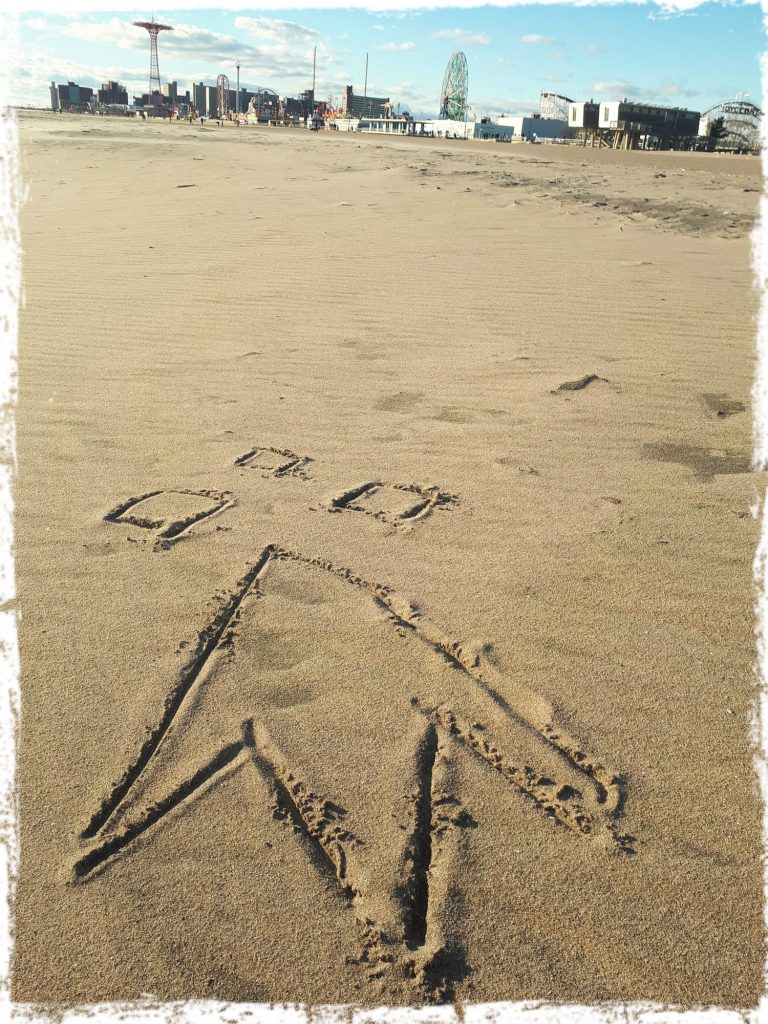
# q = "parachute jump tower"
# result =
<box><xmin>133</xmin><ymin>19</ymin><xmax>173</xmax><ymax>102</ymax></box>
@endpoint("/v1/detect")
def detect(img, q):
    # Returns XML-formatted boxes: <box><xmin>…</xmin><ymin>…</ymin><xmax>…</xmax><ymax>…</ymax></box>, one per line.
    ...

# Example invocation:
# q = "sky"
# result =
<box><xmin>9</xmin><ymin>3</ymin><xmax>765</xmax><ymax>119</ymax></box>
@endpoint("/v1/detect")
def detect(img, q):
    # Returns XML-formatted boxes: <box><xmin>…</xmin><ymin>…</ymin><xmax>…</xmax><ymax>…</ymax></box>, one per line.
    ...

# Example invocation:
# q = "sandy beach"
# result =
<box><xmin>12</xmin><ymin>109</ymin><xmax>764</xmax><ymax>1009</ymax></box>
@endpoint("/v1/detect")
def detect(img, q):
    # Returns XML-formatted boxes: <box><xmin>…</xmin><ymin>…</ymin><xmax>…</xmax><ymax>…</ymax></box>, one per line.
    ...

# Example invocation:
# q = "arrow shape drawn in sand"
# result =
<box><xmin>73</xmin><ymin>545</ymin><xmax>634</xmax><ymax>996</ymax></box>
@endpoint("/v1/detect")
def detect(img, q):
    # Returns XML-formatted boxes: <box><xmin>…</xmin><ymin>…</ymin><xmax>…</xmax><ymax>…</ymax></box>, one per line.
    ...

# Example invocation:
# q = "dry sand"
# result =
<box><xmin>12</xmin><ymin>109</ymin><xmax>764</xmax><ymax>1009</ymax></box>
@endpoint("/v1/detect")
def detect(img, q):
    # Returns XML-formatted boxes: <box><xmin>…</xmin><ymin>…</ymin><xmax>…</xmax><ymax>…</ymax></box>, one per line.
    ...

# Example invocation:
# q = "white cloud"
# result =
<box><xmin>658</xmin><ymin>79</ymin><xmax>700</xmax><ymax>98</ymax></box>
<box><xmin>583</xmin><ymin>42</ymin><xmax>605</xmax><ymax>55</ymax></box>
<box><xmin>376</xmin><ymin>41</ymin><xmax>416</xmax><ymax>52</ymax></box>
<box><xmin>22</xmin><ymin>17</ymin><xmax>51</xmax><ymax>32</ymax></box>
<box><xmin>10</xmin><ymin>50</ymin><xmax>150</xmax><ymax>107</ymax></box>
<box><xmin>648</xmin><ymin>5</ymin><xmax>701</xmax><ymax>22</ymax></box>
<box><xmin>40</xmin><ymin>16</ymin><xmax>145</xmax><ymax>50</ymax></box>
<box><xmin>591</xmin><ymin>79</ymin><xmax>699</xmax><ymax>103</ymax></box>
<box><xmin>431</xmin><ymin>29</ymin><xmax>490</xmax><ymax>47</ymax></box>
<box><xmin>593</xmin><ymin>80</ymin><xmax>636</xmax><ymax>95</ymax></box>
<box><xmin>19</xmin><ymin>16</ymin><xmax>319</xmax><ymax>80</ymax></box>
<box><xmin>480</xmin><ymin>96</ymin><xmax>541</xmax><ymax>118</ymax></box>
<box><xmin>384</xmin><ymin>80</ymin><xmax>437</xmax><ymax>118</ymax></box>
<box><xmin>233</xmin><ymin>17</ymin><xmax>318</xmax><ymax>45</ymax></box>
<box><xmin>373</xmin><ymin>26</ymin><xmax>385</xmax><ymax>32</ymax></box>
<box><xmin>521</xmin><ymin>34</ymin><xmax>556</xmax><ymax>45</ymax></box>
<box><xmin>13</xmin><ymin>15</ymin><xmax>326</xmax><ymax>107</ymax></box>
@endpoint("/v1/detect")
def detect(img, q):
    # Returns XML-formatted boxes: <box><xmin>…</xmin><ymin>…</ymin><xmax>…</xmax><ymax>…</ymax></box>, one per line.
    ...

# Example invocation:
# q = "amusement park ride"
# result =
<box><xmin>246</xmin><ymin>91</ymin><xmax>288</xmax><ymax>124</ymax></box>
<box><xmin>439</xmin><ymin>52</ymin><xmax>469</xmax><ymax>121</ymax></box>
<box><xmin>701</xmin><ymin>95</ymin><xmax>763</xmax><ymax>151</ymax></box>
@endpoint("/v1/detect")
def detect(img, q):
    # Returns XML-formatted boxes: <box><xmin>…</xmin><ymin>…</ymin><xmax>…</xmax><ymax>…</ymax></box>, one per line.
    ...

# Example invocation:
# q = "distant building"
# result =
<box><xmin>341</xmin><ymin>85</ymin><xmax>390</xmax><ymax>118</ymax></box>
<box><xmin>336</xmin><ymin>116</ymin><xmax>434</xmax><ymax>137</ymax></box>
<box><xmin>473</xmin><ymin>121</ymin><xmax>515</xmax><ymax>141</ymax></box>
<box><xmin>597</xmin><ymin>100</ymin><xmax>700</xmax><ymax>139</ymax></box>
<box><xmin>169</xmin><ymin>85</ymin><xmax>192</xmax><ymax>108</ymax></box>
<box><xmin>191</xmin><ymin>82</ymin><xmax>206</xmax><ymax>113</ymax></box>
<box><xmin>424</xmin><ymin>119</ymin><xmax>472</xmax><ymax>139</ymax></box>
<box><xmin>50</xmin><ymin>81</ymin><xmax>94</xmax><ymax>112</ymax></box>
<box><xmin>204</xmin><ymin>85</ymin><xmax>219</xmax><ymax>117</ymax></box>
<box><xmin>281</xmin><ymin>92</ymin><xmax>313</xmax><ymax>120</ymax></box>
<box><xmin>568</xmin><ymin>101</ymin><xmax>599</xmax><ymax>130</ymax></box>
<box><xmin>496</xmin><ymin>115</ymin><xmax>573</xmax><ymax>140</ymax></box>
<box><xmin>97</xmin><ymin>81</ymin><xmax>128</xmax><ymax>105</ymax></box>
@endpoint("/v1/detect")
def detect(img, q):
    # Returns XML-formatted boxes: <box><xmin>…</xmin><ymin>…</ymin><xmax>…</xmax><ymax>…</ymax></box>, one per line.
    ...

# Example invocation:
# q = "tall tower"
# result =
<box><xmin>133</xmin><ymin>20</ymin><xmax>173</xmax><ymax>101</ymax></box>
<box><xmin>216</xmin><ymin>74</ymin><xmax>230</xmax><ymax>119</ymax></box>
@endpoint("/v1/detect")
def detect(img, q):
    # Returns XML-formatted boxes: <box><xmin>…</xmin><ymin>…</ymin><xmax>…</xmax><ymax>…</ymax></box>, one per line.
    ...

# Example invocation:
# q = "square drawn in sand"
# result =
<box><xmin>234</xmin><ymin>446</ymin><xmax>313</xmax><ymax>478</ymax></box>
<box><xmin>104</xmin><ymin>489</ymin><xmax>234</xmax><ymax>542</ymax></box>
<box><xmin>329</xmin><ymin>482</ymin><xmax>456</xmax><ymax>526</ymax></box>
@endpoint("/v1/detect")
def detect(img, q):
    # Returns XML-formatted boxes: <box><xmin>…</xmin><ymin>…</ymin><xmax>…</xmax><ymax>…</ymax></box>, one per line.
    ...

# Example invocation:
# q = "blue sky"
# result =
<box><xmin>11</xmin><ymin>3</ymin><xmax>765</xmax><ymax>118</ymax></box>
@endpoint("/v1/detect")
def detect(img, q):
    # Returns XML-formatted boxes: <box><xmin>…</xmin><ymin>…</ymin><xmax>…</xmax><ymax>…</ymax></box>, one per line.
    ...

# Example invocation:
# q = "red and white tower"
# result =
<box><xmin>133</xmin><ymin>20</ymin><xmax>173</xmax><ymax>102</ymax></box>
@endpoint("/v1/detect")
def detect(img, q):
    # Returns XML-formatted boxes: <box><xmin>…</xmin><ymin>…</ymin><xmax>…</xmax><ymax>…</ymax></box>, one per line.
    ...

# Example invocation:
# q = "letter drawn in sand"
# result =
<box><xmin>104</xmin><ymin>489</ymin><xmax>234</xmax><ymax>548</ymax></box>
<box><xmin>325</xmin><ymin>482</ymin><xmax>457</xmax><ymax>528</ymax></box>
<box><xmin>74</xmin><ymin>545</ymin><xmax>632</xmax><ymax>1002</ymax></box>
<box><xmin>234</xmin><ymin>446</ymin><xmax>313</xmax><ymax>479</ymax></box>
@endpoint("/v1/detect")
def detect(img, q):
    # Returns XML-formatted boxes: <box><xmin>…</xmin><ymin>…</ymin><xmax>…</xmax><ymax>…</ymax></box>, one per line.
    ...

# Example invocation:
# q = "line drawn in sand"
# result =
<box><xmin>104</xmin><ymin>489</ymin><xmax>235</xmax><ymax>548</ymax></box>
<box><xmin>234</xmin><ymin>445</ymin><xmax>313</xmax><ymax>479</ymax></box>
<box><xmin>74</xmin><ymin>546</ymin><xmax>633</xmax><ymax>1001</ymax></box>
<box><xmin>325</xmin><ymin>482</ymin><xmax>458</xmax><ymax>528</ymax></box>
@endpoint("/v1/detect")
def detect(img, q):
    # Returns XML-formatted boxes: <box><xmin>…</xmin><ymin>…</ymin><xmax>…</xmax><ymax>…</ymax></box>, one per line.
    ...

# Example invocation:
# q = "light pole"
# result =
<box><xmin>236</xmin><ymin>61</ymin><xmax>240</xmax><ymax>116</ymax></box>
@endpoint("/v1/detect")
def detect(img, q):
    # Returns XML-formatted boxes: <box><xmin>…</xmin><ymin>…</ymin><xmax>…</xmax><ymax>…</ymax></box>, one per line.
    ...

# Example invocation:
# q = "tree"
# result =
<box><xmin>707</xmin><ymin>115</ymin><xmax>728</xmax><ymax>151</ymax></box>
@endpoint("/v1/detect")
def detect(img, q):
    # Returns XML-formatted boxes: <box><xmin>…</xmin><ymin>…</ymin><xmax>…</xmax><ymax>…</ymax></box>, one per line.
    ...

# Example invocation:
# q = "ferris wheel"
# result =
<box><xmin>439</xmin><ymin>51</ymin><xmax>469</xmax><ymax>120</ymax></box>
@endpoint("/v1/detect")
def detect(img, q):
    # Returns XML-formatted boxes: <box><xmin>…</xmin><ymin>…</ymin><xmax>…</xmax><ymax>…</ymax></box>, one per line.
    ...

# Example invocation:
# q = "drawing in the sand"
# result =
<box><xmin>104</xmin><ymin>488</ymin><xmax>235</xmax><ymax>548</ymax></box>
<box><xmin>324</xmin><ymin>482</ymin><xmax>458</xmax><ymax>528</ymax></box>
<box><xmin>79</xmin><ymin>448</ymin><xmax>633</xmax><ymax>999</ymax></box>
<box><xmin>234</xmin><ymin>444</ymin><xmax>314</xmax><ymax>479</ymax></box>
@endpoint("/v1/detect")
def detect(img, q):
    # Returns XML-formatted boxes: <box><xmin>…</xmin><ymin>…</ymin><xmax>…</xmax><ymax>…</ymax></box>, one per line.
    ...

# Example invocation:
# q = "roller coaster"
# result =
<box><xmin>701</xmin><ymin>97</ymin><xmax>762</xmax><ymax>152</ymax></box>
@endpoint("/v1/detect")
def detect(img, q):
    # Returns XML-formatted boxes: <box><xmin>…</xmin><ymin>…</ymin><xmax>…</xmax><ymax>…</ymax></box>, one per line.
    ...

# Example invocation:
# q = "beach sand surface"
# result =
<box><xmin>12</xmin><ymin>110</ymin><xmax>764</xmax><ymax>1008</ymax></box>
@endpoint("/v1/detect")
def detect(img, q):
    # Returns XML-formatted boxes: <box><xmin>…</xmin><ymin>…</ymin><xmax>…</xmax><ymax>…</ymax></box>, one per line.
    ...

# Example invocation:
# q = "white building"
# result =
<box><xmin>336</xmin><ymin>117</ymin><xmax>472</xmax><ymax>138</ymax></box>
<box><xmin>473</xmin><ymin>122</ymin><xmax>515</xmax><ymax>141</ymax></box>
<box><xmin>496</xmin><ymin>116</ymin><xmax>573</xmax><ymax>140</ymax></box>
<box><xmin>425</xmin><ymin>119</ymin><xmax>473</xmax><ymax>139</ymax></box>
<box><xmin>567</xmin><ymin>102</ymin><xmax>599</xmax><ymax>130</ymax></box>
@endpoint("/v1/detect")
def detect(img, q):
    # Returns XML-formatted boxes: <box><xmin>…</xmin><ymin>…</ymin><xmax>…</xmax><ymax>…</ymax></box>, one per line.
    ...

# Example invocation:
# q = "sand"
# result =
<box><xmin>11</xmin><ymin>109</ymin><xmax>764</xmax><ymax>1009</ymax></box>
